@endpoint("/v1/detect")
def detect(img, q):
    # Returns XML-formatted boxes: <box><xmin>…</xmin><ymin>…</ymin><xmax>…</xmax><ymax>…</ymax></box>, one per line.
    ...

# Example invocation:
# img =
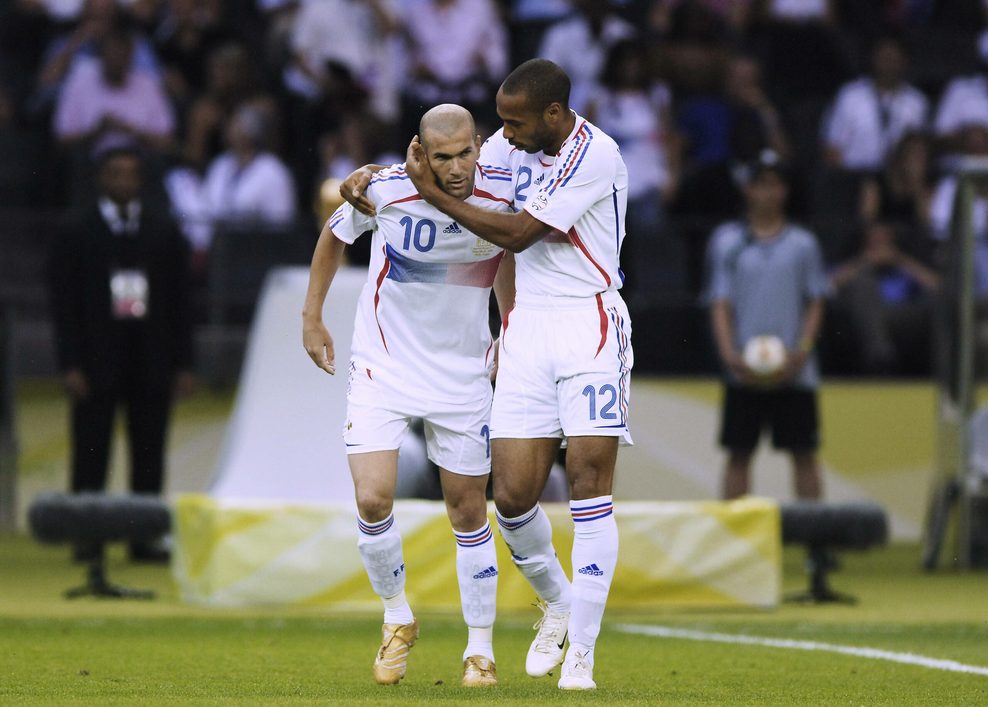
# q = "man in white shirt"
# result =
<box><xmin>823</xmin><ymin>34</ymin><xmax>928</xmax><ymax>171</ymax></box>
<box><xmin>302</xmin><ymin>105</ymin><xmax>514</xmax><ymax>688</ymax></box>
<box><xmin>934</xmin><ymin>35</ymin><xmax>988</xmax><ymax>147</ymax></box>
<box><xmin>402</xmin><ymin>59</ymin><xmax>633</xmax><ymax>691</ymax></box>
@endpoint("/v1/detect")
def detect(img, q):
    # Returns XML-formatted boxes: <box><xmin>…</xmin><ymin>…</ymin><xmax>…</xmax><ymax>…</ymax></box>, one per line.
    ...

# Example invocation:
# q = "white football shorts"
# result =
<box><xmin>343</xmin><ymin>362</ymin><xmax>493</xmax><ymax>476</ymax></box>
<box><xmin>491</xmin><ymin>291</ymin><xmax>633</xmax><ymax>443</ymax></box>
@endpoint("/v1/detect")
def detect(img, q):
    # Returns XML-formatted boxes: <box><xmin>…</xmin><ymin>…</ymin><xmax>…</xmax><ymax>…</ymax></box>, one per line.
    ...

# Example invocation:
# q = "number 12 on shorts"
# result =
<box><xmin>582</xmin><ymin>384</ymin><xmax>618</xmax><ymax>421</ymax></box>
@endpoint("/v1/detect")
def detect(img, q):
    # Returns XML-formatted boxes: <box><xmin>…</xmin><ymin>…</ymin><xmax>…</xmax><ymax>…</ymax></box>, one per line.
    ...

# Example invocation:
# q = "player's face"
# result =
<box><xmin>422</xmin><ymin>125</ymin><xmax>479</xmax><ymax>200</ymax></box>
<box><xmin>496</xmin><ymin>89</ymin><xmax>554</xmax><ymax>154</ymax></box>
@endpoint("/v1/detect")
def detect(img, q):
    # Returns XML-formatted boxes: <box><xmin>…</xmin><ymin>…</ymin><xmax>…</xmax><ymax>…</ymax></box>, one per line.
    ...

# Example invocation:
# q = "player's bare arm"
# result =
<box><xmin>339</xmin><ymin>165</ymin><xmax>386</xmax><ymax>217</ymax></box>
<box><xmin>302</xmin><ymin>218</ymin><xmax>348</xmax><ymax>375</ymax></box>
<box><xmin>405</xmin><ymin>136</ymin><xmax>551</xmax><ymax>253</ymax></box>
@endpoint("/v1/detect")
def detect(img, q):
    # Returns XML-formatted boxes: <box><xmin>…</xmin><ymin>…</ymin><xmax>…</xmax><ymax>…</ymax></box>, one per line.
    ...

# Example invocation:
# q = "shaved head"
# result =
<box><xmin>419</xmin><ymin>104</ymin><xmax>476</xmax><ymax>148</ymax></box>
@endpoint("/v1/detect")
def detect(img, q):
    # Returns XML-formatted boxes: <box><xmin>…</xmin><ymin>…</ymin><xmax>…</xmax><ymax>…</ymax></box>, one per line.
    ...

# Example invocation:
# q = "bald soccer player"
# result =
<box><xmin>302</xmin><ymin>105</ymin><xmax>515</xmax><ymax>688</ymax></box>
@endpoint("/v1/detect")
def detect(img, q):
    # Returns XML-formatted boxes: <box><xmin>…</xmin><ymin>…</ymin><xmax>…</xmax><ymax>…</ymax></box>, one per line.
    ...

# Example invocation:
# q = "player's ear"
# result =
<box><xmin>474</xmin><ymin>134</ymin><xmax>482</xmax><ymax>151</ymax></box>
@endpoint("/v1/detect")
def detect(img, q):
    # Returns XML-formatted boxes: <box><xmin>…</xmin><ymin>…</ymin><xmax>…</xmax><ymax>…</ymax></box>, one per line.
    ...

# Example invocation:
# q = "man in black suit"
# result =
<box><xmin>49</xmin><ymin>146</ymin><xmax>194</xmax><ymax>562</ymax></box>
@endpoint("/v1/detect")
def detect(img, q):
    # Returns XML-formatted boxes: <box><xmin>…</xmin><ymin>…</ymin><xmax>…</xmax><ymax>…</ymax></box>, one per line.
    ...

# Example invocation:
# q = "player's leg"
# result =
<box><xmin>425</xmin><ymin>397</ymin><xmax>500</xmax><ymax>686</ymax></box>
<box><xmin>489</xmin><ymin>303</ymin><xmax>573</xmax><ymax>678</ymax></box>
<box><xmin>440</xmin><ymin>469</ymin><xmax>498</xmax><ymax>687</ymax></box>
<box><xmin>554</xmin><ymin>435</ymin><xmax>619</xmax><ymax>690</ymax></box>
<box><xmin>553</xmin><ymin>295</ymin><xmax>634</xmax><ymax>690</ymax></box>
<box><xmin>348</xmin><ymin>450</ymin><xmax>418</xmax><ymax>685</ymax></box>
<box><xmin>493</xmin><ymin>437</ymin><xmax>574</xmax><ymax>677</ymax></box>
<box><xmin>345</xmin><ymin>371</ymin><xmax>418</xmax><ymax>685</ymax></box>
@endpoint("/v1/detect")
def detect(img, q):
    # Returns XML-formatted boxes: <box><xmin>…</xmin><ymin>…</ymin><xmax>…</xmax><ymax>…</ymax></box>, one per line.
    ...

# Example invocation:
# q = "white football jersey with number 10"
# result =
<box><xmin>328</xmin><ymin>163</ymin><xmax>512</xmax><ymax>403</ymax></box>
<box><xmin>477</xmin><ymin>113</ymin><xmax>629</xmax><ymax>298</ymax></box>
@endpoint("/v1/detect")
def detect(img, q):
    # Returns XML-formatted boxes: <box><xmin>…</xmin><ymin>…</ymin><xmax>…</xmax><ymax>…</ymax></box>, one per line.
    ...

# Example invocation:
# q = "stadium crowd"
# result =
<box><xmin>4</xmin><ymin>0</ymin><xmax>988</xmax><ymax>376</ymax></box>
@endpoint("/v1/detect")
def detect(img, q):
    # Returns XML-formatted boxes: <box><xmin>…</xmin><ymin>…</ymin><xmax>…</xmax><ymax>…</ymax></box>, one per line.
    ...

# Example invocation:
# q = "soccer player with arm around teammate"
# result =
<box><xmin>302</xmin><ymin>104</ymin><xmax>515</xmax><ymax>688</ymax></box>
<box><xmin>402</xmin><ymin>59</ymin><xmax>632</xmax><ymax>690</ymax></box>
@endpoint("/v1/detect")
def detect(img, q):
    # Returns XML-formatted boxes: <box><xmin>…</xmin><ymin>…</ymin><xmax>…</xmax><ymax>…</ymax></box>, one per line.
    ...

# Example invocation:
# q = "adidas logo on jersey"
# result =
<box><xmin>472</xmin><ymin>565</ymin><xmax>498</xmax><ymax>580</ymax></box>
<box><xmin>534</xmin><ymin>174</ymin><xmax>545</xmax><ymax>185</ymax></box>
<box><xmin>442</xmin><ymin>221</ymin><xmax>462</xmax><ymax>235</ymax></box>
<box><xmin>577</xmin><ymin>563</ymin><xmax>604</xmax><ymax>576</ymax></box>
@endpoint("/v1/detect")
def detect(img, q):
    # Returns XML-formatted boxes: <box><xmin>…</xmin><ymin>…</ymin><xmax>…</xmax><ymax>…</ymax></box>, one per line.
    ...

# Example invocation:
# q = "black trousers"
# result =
<box><xmin>69</xmin><ymin>365</ymin><xmax>172</xmax><ymax>496</ymax></box>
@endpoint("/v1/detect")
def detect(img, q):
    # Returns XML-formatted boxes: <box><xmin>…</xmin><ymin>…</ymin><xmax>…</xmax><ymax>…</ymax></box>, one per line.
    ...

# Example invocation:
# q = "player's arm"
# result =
<box><xmin>493</xmin><ymin>250</ymin><xmax>515</xmax><ymax>321</ymax></box>
<box><xmin>406</xmin><ymin>137</ymin><xmax>552</xmax><ymax>252</ymax></box>
<box><xmin>302</xmin><ymin>219</ymin><xmax>348</xmax><ymax>375</ymax></box>
<box><xmin>339</xmin><ymin>165</ymin><xmax>387</xmax><ymax>216</ymax></box>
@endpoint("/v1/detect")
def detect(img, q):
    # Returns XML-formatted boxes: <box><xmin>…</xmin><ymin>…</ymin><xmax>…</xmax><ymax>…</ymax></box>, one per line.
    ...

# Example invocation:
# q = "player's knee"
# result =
<box><xmin>566</xmin><ymin>460</ymin><xmax>613</xmax><ymax>500</ymax></box>
<box><xmin>493</xmin><ymin>486</ymin><xmax>539</xmax><ymax>519</ymax></box>
<box><xmin>354</xmin><ymin>490</ymin><xmax>393</xmax><ymax>523</ymax></box>
<box><xmin>444</xmin><ymin>494</ymin><xmax>487</xmax><ymax>531</ymax></box>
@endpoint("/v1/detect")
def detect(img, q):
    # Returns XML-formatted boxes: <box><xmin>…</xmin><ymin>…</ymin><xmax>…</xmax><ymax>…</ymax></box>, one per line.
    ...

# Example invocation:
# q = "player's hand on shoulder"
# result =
<box><xmin>340</xmin><ymin>167</ymin><xmax>377</xmax><ymax>217</ymax></box>
<box><xmin>303</xmin><ymin>319</ymin><xmax>336</xmax><ymax>375</ymax></box>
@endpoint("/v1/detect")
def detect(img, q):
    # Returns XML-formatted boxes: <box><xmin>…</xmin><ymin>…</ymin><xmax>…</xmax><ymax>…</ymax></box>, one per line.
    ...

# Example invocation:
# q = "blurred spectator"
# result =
<box><xmin>829</xmin><ymin>220</ymin><xmax>938</xmax><ymax>374</ymax></box>
<box><xmin>933</xmin><ymin>33</ymin><xmax>988</xmax><ymax>149</ymax></box>
<box><xmin>177</xmin><ymin>42</ymin><xmax>264</xmax><ymax>172</ymax></box>
<box><xmin>675</xmin><ymin>54</ymin><xmax>788</xmax><ymax>217</ymax></box>
<box><xmin>929</xmin><ymin>124</ymin><xmax>988</xmax><ymax>295</ymax></box>
<box><xmin>48</xmin><ymin>146</ymin><xmax>194</xmax><ymax>562</ymax></box>
<box><xmin>859</xmin><ymin>130</ymin><xmax>934</xmax><ymax>226</ymax></box>
<box><xmin>537</xmin><ymin>0</ymin><xmax>635</xmax><ymax>114</ymax></box>
<box><xmin>586</xmin><ymin>39</ymin><xmax>684</xmax><ymax>297</ymax></box>
<box><xmin>822</xmin><ymin>34</ymin><xmax>928</xmax><ymax>172</ymax></box>
<box><xmin>167</xmin><ymin>104</ymin><xmax>296</xmax><ymax>257</ymax></box>
<box><xmin>52</xmin><ymin>20</ymin><xmax>174</xmax><ymax>154</ymax></box>
<box><xmin>650</xmin><ymin>0</ymin><xmax>753</xmax><ymax>42</ymax></box>
<box><xmin>32</xmin><ymin>0</ymin><xmax>162</xmax><ymax>117</ymax></box>
<box><xmin>286</xmin><ymin>0</ymin><xmax>400</xmax><ymax>123</ymax></box>
<box><xmin>507</xmin><ymin>0</ymin><xmax>572</xmax><ymax>67</ymax></box>
<box><xmin>400</xmin><ymin>0</ymin><xmax>508</xmax><ymax>136</ymax></box>
<box><xmin>705</xmin><ymin>152</ymin><xmax>828</xmax><ymax>500</ymax></box>
<box><xmin>154</xmin><ymin>0</ymin><xmax>230</xmax><ymax>105</ymax></box>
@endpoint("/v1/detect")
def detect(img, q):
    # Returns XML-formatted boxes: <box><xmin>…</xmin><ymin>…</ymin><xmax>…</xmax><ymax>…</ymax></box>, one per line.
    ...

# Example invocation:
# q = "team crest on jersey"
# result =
<box><xmin>529</xmin><ymin>193</ymin><xmax>548</xmax><ymax>211</ymax></box>
<box><xmin>442</xmin><ymin>221</ymin><xmax>463</xmax><ymax>236</ymax></box>
<box><xmin>471</xmin><ymin>238</ymin><xmax>496</xmax><ymax>257</ymax></box>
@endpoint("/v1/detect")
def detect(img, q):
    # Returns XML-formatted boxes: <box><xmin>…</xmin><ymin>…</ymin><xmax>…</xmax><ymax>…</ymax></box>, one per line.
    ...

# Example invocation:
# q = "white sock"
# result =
<box><xmin>357</xmin><ymin>513</ymin><xmax>413</xmax><ymax>624</ymax></box>
<box><xmin>496</xmin><ymin>504</ymin><xmax>571</xmax><ymax>611</ymax></box>
<box><xmin>454</xmin><ymin>521</ymin><xmax>497</xmax><ymax>661</ymax></box>
<box><xmin>568</xmin><ymin>495</ymin><xmax>618</xmax><ymax>663</ymax></box>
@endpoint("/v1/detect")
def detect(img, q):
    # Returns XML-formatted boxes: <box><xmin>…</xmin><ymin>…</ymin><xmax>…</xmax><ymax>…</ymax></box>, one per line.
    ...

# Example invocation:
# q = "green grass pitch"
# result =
<box><xmin>2</xmin><ymin>535</ymin><xmax>988</xmax><ymax>705</ymax></box>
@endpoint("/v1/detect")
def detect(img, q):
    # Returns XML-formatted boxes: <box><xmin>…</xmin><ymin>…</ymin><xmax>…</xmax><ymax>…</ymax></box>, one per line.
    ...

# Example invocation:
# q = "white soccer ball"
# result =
<box><xmin>743</xmin><ymin>335</ymin><xmax>787</xmax><ymax>376</ymax></box>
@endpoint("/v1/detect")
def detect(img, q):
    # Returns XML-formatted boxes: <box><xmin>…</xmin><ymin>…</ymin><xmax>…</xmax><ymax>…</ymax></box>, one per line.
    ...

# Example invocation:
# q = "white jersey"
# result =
<box><xmin>329</xmin><ymin>163</ymin><xmax>510</xmax><ymax>403</ymax></box>
<box><xmin>477</xmin><ymin>113</ymin><xmax>628</xmax><ymax>298</ymax></box>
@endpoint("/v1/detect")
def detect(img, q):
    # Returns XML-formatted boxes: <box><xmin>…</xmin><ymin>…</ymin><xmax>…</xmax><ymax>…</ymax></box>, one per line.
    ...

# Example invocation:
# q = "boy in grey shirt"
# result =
<box><xmin>705</xmin><ymin>152</ymin><xmax>829</xmax><ymax>501</ymax></box>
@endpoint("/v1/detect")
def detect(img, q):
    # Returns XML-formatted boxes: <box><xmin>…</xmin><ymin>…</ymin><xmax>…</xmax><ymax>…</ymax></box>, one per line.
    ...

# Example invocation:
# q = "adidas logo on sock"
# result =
<box><xmin>442</xmin><ymin>221</ymin><xmax>462</xmax><ymax>234</ymax></box>
<box><xmin>578</xmin><ymin>563</ymin><xmax>604</xmax><ymax>576</ymax></box>
<box><xmin>472</xmin><ymin>565</ymin><xmax>498</xmax><ymax>580</ymax></box>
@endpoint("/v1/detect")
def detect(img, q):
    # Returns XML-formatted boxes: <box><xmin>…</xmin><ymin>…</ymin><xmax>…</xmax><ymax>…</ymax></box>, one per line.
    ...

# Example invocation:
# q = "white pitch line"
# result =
<box><xmin>616</xmin><ymin>624</ymin><xmax>988</xmax><ymax>677</ymax></box>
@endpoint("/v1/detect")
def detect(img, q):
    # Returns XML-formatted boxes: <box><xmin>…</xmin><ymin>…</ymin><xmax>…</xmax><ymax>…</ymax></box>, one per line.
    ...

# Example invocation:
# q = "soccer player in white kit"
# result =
<box><xmin>302</xmin><ymin>105</ymin><xmax>515</xmax><ymax>688</ymax></box>
<box><xmin>403</xmin><ymin>60</ymin><xmax>634</xmax><ymax>691</ymax></box>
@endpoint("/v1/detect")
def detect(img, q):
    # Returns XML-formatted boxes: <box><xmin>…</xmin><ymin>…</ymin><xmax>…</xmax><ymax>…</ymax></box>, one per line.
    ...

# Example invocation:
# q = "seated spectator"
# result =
<box><xmin>586</xmin><ymin>39</ymin><xmax>684</xmax><ymax>297</ymax></box>
<box><xmin>167</xmin><ymin>105</ymin><xmax>296</xmax><ymax>258</ymax></box>
<box><xmin>829</xmin><ymin>221</ymin><xmax>938</xmax><ymax>374</ymax></box>
<box><xmin>649</xmin><ymin>0</ymin><xmax>754</xmax><ymax>41</ymax></box>
<box><xmin>822</xmin><ymin>34</ymin><xmax>928</xmax><ymax>172</ymax></box>
<box><xmin>401</xmin><ymin>0</ymin><xmax>508</xmax><ymax>136</ymax></box>
<box><xmin>178</xmin><ymin>42</ymin><xmax>264</xmax><ymax>172</ymax></box>
<box><xmin>32</xmin><ymin>0</ymin><xmax>161</xmax><ymax>116</ymax></box>
<box><xmin>53</xmin><ymin>20</ymin><xmax>174</xmax><ymax>155</ymax></box>
<box><xmin>929</xmin><ymin>124</ymin><xmax>988</xmax><ymax>296</ymax></box>
<box><xmin>537</xmin><ymin>0</ymin><xmax>635</xmax><ymax>114</ymax></box>
<box><xmin>859</xmin><ymin>130</ymin><xmax>934</xmax><ymax>226</ymax></box>
<box><xmin>933</xmin><ymin>33</ymin><xmax>988</xmax><ymax>151</ymax></box>
<box><xmin>154</xmin><ymin>0</ymin><xmax>230</xmax><ymax>105</ymax></box>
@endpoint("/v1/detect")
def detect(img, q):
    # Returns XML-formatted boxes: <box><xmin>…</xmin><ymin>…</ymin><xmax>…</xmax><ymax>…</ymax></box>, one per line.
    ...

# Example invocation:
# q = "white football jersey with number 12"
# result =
<box><xmin>328</xmin><ymin>163</ymin><xmax>512</xmax><ymax>403</ymax></box>
<box><xmin>477</xmin><ymin>113</ymin><xmax>629</xmax><ymax>298</ymax></box>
